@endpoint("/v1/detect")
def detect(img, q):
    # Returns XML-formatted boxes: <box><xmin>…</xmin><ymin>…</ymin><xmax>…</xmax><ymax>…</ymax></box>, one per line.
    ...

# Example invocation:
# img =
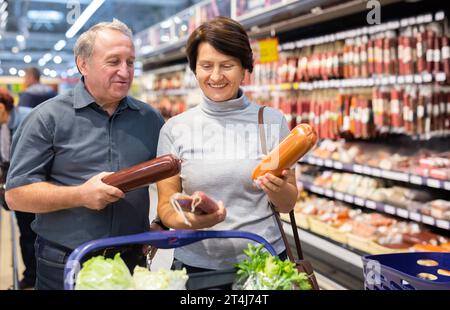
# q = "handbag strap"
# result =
<box><xmin>258</xmin><ymin>106</ymin><xmax>304</xmax><ymax>260</ymax></box>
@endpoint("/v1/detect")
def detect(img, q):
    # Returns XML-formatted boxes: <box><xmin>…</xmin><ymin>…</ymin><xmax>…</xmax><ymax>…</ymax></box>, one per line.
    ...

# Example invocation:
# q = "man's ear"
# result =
<box><xmin>76</xmin><ymin>56</ymin><xmax>87</xmax><ymax>76</ymax></box>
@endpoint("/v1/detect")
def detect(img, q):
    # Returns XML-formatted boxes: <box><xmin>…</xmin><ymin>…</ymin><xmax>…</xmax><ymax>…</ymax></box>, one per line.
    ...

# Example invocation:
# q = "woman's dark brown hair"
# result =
<box><xmin>186</xmin><ymin>16</ymin><xmax>253</xmax><ymax>73</ymax></box>
<box><xmin>0</xmin><ymin>88</ymin><xmax>14</xmax><ymax>112</ymax></box>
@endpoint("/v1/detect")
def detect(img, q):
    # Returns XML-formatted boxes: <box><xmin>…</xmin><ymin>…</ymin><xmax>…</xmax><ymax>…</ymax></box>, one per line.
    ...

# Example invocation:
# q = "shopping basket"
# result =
<box><xmin>64</xmin><ymin>230</ymin><xmax>276</xmax><ymax>290</ymax></box>
<box><xmin>362</xmin><ymin>252</ymin><xmax>450</xmax><ymax>290</ymax></box>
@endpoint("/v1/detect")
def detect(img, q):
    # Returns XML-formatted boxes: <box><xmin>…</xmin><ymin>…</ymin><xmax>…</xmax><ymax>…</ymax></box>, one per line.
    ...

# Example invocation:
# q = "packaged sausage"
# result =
<box><xmin>102</xmin><ymin>154</ymin><xmax>181</xmax><ymax>192</ymax></box>
<box><xmin>252</xmin><ymin>123</ymin><xmax>318</xmax><ymax>184</ymax></box>
<box><xmin>170</xmin><ymin>191</ymin><xmax>221</xmax><ymax>226</ymax></box>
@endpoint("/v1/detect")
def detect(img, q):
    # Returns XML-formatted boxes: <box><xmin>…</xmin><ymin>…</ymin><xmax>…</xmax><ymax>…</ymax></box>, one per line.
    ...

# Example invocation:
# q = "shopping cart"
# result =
<box><xmin>362</xmin><ymin>252</ymin><xmax>450</xmax><ymax>290</ymax></box>
<box><xmin>64</xmin><ymin>230</ymin><xmax>277</xmax><ymax>290</ymax></box>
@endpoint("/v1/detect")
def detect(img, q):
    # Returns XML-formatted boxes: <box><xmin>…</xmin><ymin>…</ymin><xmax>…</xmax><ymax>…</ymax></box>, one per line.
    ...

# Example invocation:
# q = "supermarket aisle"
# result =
<box><xmin>0</xmin><ymin>208</ymin><xmax>24</xmax><ymax>290</ymax></box>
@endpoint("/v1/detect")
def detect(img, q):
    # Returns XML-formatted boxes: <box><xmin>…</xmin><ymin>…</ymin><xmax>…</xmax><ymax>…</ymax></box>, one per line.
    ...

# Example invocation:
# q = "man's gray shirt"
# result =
<box><xmin>6</xmin><ymin>80</ymin><xmax>164</xmax><ymax>249</ymax></box>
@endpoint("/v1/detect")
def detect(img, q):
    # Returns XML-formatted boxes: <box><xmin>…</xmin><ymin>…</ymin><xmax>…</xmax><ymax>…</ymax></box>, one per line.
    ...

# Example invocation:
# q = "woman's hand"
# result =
<box><xmin>259</xmin><ymin>169</ymin><xmax>297</xmax><ymax>213</ymax></box>
<box><xmin>182</xmin><ymin>201</ymin><xmax>227</xmax><ymax>229</ymax></box>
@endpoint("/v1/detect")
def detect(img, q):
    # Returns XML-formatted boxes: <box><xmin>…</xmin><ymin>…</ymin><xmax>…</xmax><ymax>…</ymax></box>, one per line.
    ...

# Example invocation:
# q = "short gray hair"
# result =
<box><xmin>74</xmin><ymin>18</ymin><xmax>133</xmax><ymax>61</ymax></box>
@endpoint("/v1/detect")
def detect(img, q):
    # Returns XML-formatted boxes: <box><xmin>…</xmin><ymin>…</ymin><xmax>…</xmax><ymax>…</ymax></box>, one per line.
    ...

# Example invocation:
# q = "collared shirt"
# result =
<box><xmin>6</xmin><ymin>80</ymin><xmax>165</xmax><ymax>249</ymax></box>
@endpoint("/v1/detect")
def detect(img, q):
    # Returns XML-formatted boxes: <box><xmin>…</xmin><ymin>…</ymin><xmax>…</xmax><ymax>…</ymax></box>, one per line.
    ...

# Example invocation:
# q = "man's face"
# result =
<box><xmin>77</xmin><ymin>29</ymin><xmax>135</xmax><ymax>106</ymax></box>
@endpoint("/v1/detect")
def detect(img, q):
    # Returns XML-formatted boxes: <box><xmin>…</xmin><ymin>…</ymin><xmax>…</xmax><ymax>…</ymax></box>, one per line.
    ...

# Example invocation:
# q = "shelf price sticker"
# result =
<box><xmin>344</xmin><ymin>194</ymin><xmax>354</xmax><ymax>204</ymax></box>
<box><xmin>362</xmin><ymin>166</ymin><xmax>373</xmax><ymax>175</ymax></box>
<box><xmin>444</xmin><ymin>181</ymin><xmax>450</xmax><ymax>191</ymax></box>
<box><xmin>258</xmin><ymin>38</ymin><xmax>279</xmax><ymax>64</ymax></box>
<box><xmin>422</xmin><ymin>215</ymin><xmax>435</xmax><ymax>226</ymax></box>
<box><xmin>325</xmin><ymin>189</ymin><xmax>334</xmax><ymax>197</ymax></box>
<box><xmin>307</xmin><ymin>156</ymin><xmax>316</xmax><ymax>165</ymax></box>
<box><xmin>333</xmin><ymin>161</ymin><xmax>343</xmax><ymax>170</ymax></box>
<box><xmin>365</xmin><ymin>200</ymin><xmax>377</xmax><ymax>209</ymax></box>
<box><xmin>384</xmin><ymin>205</ymin><xmax>396</xmax><ymax>215</ymax></box>
<box><xmin>353</xmin><ymin>164</ymin><xmax>363</xmax><ymax>174</ymax></box>
<box><xmin>436</xmin><ymin>220</ymin><xmax>450</xmax><ymax>230</ymax></box>
<box><xmin>325</xmin><ymin>160</ymin><xmax>333</xmax><ymax>167</ymax></box>
<box><xmin>334</xmin><ymin>191</ymin><xmax>344</xmax><ymax>201</ymax></box>
<box><xmin>354</xmin><ymin>197</ymin><xmax>365</xmax><ymax>206</ymax></box>
<box><xmin>316</xmin><ymin>158</ymin><xmax>324</xmax><ymax>166</ymax></box>
<box><xmin>396</xmin><ymin>208</ymin><xmax>409</xmax><ymax>219</ymax></box>
<box><xmin>409</xmin><ymin>212</ymin><xmax>422</xmax><ymax>222</ymax></box>
<box><xmin>409</xmin><ymin>175</ymin><xmax>423</xmax><ymax>185</ymax></box>
<box><xmin>371</xmin><ymin>168</ymin><xmax>381</xmax><ymax>177</ymax></box>
<box><xmin>426</xmin><ymin>178</ymin><xmax>441</xmax><ymax>188</ymax></box>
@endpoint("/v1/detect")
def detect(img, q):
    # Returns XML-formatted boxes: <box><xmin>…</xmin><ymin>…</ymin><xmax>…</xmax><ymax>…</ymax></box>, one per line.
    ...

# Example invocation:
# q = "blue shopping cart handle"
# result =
<box><xmin>64</xmin><ymin>230</ymin><xmax>276</xmax><ymax>290</ymax></box>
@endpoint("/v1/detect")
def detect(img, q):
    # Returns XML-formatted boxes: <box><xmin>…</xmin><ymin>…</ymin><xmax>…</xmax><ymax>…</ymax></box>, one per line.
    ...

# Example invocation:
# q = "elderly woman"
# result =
<box><xmin>156</xmin><ymin>17</ymin><xmax>297</xmax><ymax>273</ymax></box>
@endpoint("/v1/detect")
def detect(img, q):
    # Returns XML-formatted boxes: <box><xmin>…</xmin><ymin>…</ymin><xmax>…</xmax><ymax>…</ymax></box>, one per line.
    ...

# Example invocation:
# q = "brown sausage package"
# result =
<box><xmin>170</xmin><ymin>191</ymin><xmax>221</xmax><ymax>226</ymax></box>
<box><xmin>102</xmin><ymin>154</ymin><xmax>181</xmax><ymax>192</ymax></box>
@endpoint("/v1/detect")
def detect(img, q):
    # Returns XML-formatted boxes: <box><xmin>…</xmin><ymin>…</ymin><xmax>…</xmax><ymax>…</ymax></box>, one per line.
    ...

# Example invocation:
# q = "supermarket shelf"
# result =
<box><xmin>300</xmin><ymin>155</ymin><xmax>450</xmax><ymax>192</ymax></box>
<box><xmin>298</xmin><ymin>180</ymin><xmax>450</xmax><ymax>230</ymax></box>
<box><xmin>281</xmin><ymin>10</ymin><xmax>444</xmax><ymax>51</ymax></box>
<box><xmin>242</xmin><ymin>72</ymin><xmax>446</xmax><ymax>92</ymax></box>
<box><xmin>282</xmin><ymin>221</ymin><xmax>363</xmax><ymax>269</ymax></box>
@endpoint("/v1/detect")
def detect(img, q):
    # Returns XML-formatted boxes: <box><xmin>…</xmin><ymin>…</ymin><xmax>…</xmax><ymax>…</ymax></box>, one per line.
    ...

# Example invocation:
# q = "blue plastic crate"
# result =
<box><xmin>362</xmin><ymin>252</ymin><xmax>450</xmax><ymax>290</ymax></box>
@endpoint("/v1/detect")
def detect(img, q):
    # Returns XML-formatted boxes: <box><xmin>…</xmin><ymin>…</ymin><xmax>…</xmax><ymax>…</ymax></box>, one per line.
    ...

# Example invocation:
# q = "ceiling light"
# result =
<box><xmin>50</xmin><ymin>70</ymin><xmax>57</xmax><ymax>78</ymax></box>
<box><xmin>16</xmin><ymin>35</ymin><xmax>25</xmax><ymax>42</ymax></box>
<box><xmin>0</xmin><ymin>2</ymin><xmax>7</xmax><ymax>14</ymax></box>
<box><xmin>24</xmin><ymin>55</ymin><xmax>32</xmax><ymax>63</ymax></box>
<box><xmin>66</xmin><ymin>0</ymin><xmax>105</xmax><ymax>39</ymax></box>
<box><xmin>38</xmin><ymin>59</ymin><xmax>46</xmax><ymax>66</ymax></box>
<box><xmin>53</xmin><ymin>56</ymin><xmax>62</xmax><ymax>64</ymax></box>
<box><xmin>11</xmin><ymin>46</ymin><xmax>19</xmax><ymax>54</ymax></box>
<box><xmin>27</xmin><ymin>10</ymin><xmax>63</xmax><ymax>22</ymax></box>
<box><xmin>0</xmin><ymin>11</ymin><xmax>8</xmax><ymax>21</ymax></box>
<box><xmin>9</xmin><ymin>68</ymin><xmax>17</xmax><ymax>75</ymax></box>
<box><xmin>54</xmin><ymin>39</ymin><xmax>66</xmax><ymax>51</ymax></box>
<box><xmin>43</xmin><ymin>68</ymin><xmax>50</xmax><ymax>76</ymax></box>
<box><xmin>18</xmin><ymin>70</ymin><xmax>25</xmax><ymax>77</ymax></box>
<box><xmin>43</xmin><ymin>53</ymin><xmax>52</xmax><ymax>61</ymax></box>
<box><xmin>160</xmin><ymin>19</ymin><xmax>172</xmax><ymax>29</ymax></box>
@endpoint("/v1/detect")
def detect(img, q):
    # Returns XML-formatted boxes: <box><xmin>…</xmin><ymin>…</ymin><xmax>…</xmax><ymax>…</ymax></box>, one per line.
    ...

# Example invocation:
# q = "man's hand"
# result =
<box><xmin>77</xmin><ymin>172</ymin><xmax>125</xmax><ymax>211</ymax></box>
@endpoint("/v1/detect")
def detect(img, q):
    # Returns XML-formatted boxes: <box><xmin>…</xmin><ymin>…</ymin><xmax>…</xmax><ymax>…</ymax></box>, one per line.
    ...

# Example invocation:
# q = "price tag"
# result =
<box><xmin>333</xmin><ymin>161</ymin><xmax>343</xmax><ymax>170</ymax></box>
<box><xmin>422</xmin><ymin>215</ymin><xmax>435</xmax><ymax>225</ymax></box>
<box><xmin>436</xmin><ymin>220</ymin><xmax>450</xmax><ymax>230</ymax></box>
<box><xmin>325</xmin><ymin>160</ymin><xmax>333</xmax><ymax>167</ymax></box>
<box><xmin>405</xmin><ymin>75</ymin><xmax>414</xmax><ymax>83</ymax></box>
<box><xmin>344</xmin><ymin>195</ymin><xmax>354</xmax><ymax>204</ymax></box>
<box><xmin>325</xmin><ymin>189</ymin><xmax>334</xmax><ymax>197</ymax></box>
<box><xmin>365</xmin><ymin>200</ymin><xmax>377</xmax><ymax>209</ymax></box>
<box><xmin>353</xmin><ymin>164</ymin><xmax>363</xmax><ymax>174</ymax></box>
<box><xmin>435</xmin><ymin>11</ymin><xmax>445</xmax><ymax>21</ymax></box>
<box><xmin>444</xmin><ymin>181</ymin><xmax>450</xmax><ymax>191</ymax></box>
<box><xmin>414</xmin><ymin>74</ymin><xmax>423</xmax><ymax>83</ymax></box>
<box><xmin>396</xmin><ymin>208</ymin><xmax>409</xmax><ymax>218</ymax></box>
<box><xmin>316</xmin><ymin>158</ymin><xmax>324</xmax><ymax>166</ymax></box>
<box><xmin>410</xmin><ymin>175</ymin><xmax>423</xmax><ymax>185</ymax></box>
<box><xmin>426</xmin><ymin>178</ymin><xmax>441</xmax><ymax>188</ymax></box>
<box><xmin>307</xmin><ymin>156</ymin><xmax>316</xmax><ymax>165</ymax></box>
<box><xmin>384</xmin><ymin>205</ymin><xmax>396</xmax><ymax>215</ymax></box>
<box><xmin>362</xmin><ymin>166</ymin><xmax>373</xmax><ymax>175</ymax></box>
<box><xmin>435</xmin><ymin>72</ymin><xmax>446</xmax><ymax>82</ymax></box>
<box><xmin>389</xmin><ymin>76</ymin><xmax>396</xmax><ymax>84</ymax></box>
<box><xmin>354</xmin><ymin>197</ymin><xmax>365</xmax><ymax>206</ymax></box>
<box><xmin>258</xmin><ymin>38</ymin><xmax>279</xmax><ymax>63</ymax></box>
<box><xmin>397</xmin><ymin>76</ymin><xmax>405</xmax><ymax>84</ymax></box>
<box><xmin>335</xmin><ymin>192</ymin><xmax>344</xmax><ymax>201</ymax></box>
<box><xmin>422</xmin><ymin>73</ymin><xmax>432</xmax><ymax>82</ymax></box>
<box><xmin>371</xmin><ymin>168</ymin><xmax>381</xmax><ymax>177</ymax></box>
<box><xmin>409</xmin><ymin>212</ymin><xmax>421</xmax><ymax>222</ymax></box>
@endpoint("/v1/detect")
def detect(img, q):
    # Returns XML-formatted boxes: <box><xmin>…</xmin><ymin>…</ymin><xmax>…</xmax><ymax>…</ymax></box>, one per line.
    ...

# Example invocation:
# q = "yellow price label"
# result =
<box><xmin>258</xmin><ymin>38</ymin><xmax>279</xmax><ymax>64</ymax></box>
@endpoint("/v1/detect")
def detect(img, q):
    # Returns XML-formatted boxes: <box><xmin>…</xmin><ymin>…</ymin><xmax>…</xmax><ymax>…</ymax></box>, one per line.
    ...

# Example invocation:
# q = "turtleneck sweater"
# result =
<box><xmin>157</xmin><ymin>89</ymin><xmax>290</xmax><ymax>270</ymax></box>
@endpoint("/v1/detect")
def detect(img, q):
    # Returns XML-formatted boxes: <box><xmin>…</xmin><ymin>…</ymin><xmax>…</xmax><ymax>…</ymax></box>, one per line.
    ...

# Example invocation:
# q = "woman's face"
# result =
<box><xmin>195</xmin><ymin>42</ymin><xmax>245</xmax><ymax>102</ymax></box>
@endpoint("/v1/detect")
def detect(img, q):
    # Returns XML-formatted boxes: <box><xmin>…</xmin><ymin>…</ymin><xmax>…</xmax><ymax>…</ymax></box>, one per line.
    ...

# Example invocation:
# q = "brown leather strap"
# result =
<box><xmin>257</xmin><ymin>106</ymin><xmax>304</xmax><ymax>260</ymax></box>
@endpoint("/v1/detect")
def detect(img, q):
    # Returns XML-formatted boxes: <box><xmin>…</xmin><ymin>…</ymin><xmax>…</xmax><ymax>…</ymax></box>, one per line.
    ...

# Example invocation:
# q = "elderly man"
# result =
<box><xmin>5</xmin><ymin>19</ymin><xmax>165</xmax><ymax>290</ymax></box>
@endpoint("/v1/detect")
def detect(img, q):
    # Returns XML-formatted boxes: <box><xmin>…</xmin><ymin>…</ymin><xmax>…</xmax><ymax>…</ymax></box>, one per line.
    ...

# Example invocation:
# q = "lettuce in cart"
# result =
<box><xmin>75</xmin><ymin>253</ymin><xmax>134</xmax><ymax>290</ymax></box>
<box><xmin>234</xmin><ymin>244</ymin><xmax>312</xmax><ymax>290</ymax></box>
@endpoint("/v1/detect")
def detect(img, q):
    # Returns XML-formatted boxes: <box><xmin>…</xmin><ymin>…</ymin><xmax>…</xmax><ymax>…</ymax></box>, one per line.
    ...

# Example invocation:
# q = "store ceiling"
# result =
<box><xmin>0</xmin><ymin>0</ymin><xmax>201</xmax><ymax>78</ymax></box>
